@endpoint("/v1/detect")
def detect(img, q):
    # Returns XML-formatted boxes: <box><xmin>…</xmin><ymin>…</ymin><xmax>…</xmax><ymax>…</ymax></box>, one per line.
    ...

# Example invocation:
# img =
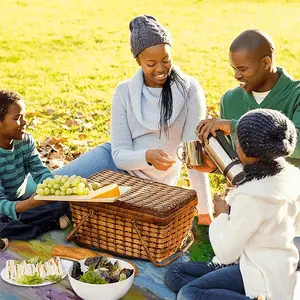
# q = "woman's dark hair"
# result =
<box><xmin>159</xmin><ymin>68</ymin><xmax>187</xmax><ymax>137</ymax></box>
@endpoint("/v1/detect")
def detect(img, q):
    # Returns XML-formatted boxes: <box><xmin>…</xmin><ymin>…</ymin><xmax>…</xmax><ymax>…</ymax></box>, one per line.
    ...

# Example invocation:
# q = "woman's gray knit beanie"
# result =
<box><xmin>129</xmin><ymin>15</ymin><xmax>171</xmax><ymax>58</ymax></box>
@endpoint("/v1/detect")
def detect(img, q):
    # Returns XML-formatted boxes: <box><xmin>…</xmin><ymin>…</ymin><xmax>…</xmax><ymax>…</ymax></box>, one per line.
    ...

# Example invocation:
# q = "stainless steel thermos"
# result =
<box><xmin>204</xmin><ymin>131</ymin><xmax>245</xmax><ymax>185</ymax></box>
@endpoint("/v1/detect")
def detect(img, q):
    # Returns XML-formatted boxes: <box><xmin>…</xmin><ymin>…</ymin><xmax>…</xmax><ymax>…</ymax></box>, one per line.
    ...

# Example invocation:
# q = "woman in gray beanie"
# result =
<box><xmin>33</xmin><ymin>15</ymin><xmax>212</xmax><ymax>224</ymax></box>
<box><xmin>166</xmin><ymin>109</ymin><xmax>300</xmax><ymax>299</ymax></box>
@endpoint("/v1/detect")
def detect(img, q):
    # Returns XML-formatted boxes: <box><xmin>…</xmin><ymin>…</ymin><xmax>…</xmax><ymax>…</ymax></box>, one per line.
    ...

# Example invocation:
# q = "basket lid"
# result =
<box><xmin>88</xmin><ymin>170</ymin><xmax>197</xmax><ymax>218</ymax></box>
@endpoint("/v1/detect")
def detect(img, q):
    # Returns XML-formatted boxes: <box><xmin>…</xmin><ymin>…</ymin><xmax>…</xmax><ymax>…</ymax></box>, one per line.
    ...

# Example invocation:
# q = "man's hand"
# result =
<box><xmin>146</xmin><ymin>149</ymin><xmax>176</xmax><ymax>171</ymax></box>
<box><xmin>15</xmin><ymin>194</ymin><xmax>49</xmax><ymax>213</ymax></box>
<box><xmin>196</xmin><ymin>118</ymin><xmax>232</xmax><ymax>144</ymax></box>
<box><xmin>192</xmin><ymin>150</ymin><xmax>218</xmax><ymax>173</ymax></box>
<box><xmin>213</xmin><ymin>194</ymin><xmax>230</xmax><ymax>217</ymax></box>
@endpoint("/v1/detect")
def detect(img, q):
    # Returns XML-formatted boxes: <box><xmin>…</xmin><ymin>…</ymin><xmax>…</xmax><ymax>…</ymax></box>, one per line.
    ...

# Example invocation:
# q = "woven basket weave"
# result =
<box><xmin>66</xmin><ymin>170</ymin><xmax>197</xmax><ymax>266</ymax></box>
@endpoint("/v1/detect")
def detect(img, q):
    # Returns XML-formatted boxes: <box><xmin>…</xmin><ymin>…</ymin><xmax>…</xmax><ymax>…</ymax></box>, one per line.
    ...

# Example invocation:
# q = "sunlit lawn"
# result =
<box><xmin>1</xmin><ymin>0</ymin><xmax>300</xmax><ymax>191</ymax></box>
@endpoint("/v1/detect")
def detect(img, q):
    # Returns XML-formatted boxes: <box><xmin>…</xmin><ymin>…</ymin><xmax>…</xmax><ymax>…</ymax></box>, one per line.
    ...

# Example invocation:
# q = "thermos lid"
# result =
<box><xmin>231</xmin><ymin>171</ymin><xmax>246</xmax><ymax>185</ymax></box>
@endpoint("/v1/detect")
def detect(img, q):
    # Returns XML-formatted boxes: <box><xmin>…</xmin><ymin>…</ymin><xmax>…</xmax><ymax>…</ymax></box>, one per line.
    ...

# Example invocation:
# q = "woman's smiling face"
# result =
<box><xmin>137</xmin><ymin>43</ymin><xmax>172</xmax><ymax>88</ymax></box>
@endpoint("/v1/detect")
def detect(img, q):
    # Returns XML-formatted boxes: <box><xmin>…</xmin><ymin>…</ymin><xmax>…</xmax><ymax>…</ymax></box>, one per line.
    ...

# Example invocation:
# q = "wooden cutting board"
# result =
<box><xmin>34</xmin><ymin>186</ymin><xmax>131</xmax><ymax>202</ymax></box>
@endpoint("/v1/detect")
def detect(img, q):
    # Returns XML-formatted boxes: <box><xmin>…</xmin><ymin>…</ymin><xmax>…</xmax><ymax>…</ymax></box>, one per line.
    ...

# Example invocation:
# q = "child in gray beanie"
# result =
<box><xmin>166</xmin><ymin>108</ymin><xmax>300</xmax><ymax>299</ymax></box>
<box><xmin>236</xmin><ymin>108</ymin><xmax>297</xmax><ymax>183</ymax></box>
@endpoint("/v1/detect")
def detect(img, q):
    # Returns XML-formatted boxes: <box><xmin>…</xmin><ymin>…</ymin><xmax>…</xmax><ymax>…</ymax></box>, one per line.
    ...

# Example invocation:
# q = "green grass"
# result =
<box><xmin>1</xmin><ymin>0</ymin><xmax>300</xmax><ymax>191</ymax></box>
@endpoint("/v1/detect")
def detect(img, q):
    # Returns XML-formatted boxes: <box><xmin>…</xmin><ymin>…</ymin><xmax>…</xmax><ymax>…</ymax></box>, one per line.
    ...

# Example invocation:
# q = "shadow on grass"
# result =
<box><xmin>189</xmin><ymin>217</ymin><xmax>215</xmax><ymax>262</ymax></box>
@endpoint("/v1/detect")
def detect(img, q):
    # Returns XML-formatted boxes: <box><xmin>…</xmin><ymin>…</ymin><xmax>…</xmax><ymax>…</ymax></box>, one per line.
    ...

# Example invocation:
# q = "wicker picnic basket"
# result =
<box><xmin>66</xmin><ymin>170</ymin><xmax>197</xmax><ymax>267</ymax></box>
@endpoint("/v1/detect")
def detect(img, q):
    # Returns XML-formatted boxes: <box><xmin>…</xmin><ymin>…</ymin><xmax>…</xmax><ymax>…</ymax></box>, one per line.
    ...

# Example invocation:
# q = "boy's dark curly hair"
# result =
<box><xmin>0</xmin><ymin>90</ymin><xmax>22</xmax><ymax>121</ymax></box>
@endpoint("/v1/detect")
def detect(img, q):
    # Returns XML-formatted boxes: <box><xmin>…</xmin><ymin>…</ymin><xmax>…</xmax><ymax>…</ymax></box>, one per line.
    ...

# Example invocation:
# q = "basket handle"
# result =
<box><xmin>65</xmin><ymin>210</ymin><xmax>94</xmax><ymax>242</ymax></box>
<box><xmin>132</xmin><ymin>220</ymin><xmax>194</xmax><ymax>267</ymax></box>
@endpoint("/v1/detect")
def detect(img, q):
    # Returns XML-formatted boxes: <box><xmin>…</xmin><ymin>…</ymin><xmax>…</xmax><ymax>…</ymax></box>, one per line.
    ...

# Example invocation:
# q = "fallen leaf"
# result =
<box><xmin>72</xmin><ymin>140</ymin><xmax>88</xmax><ymax>146</ymax></box>
<box><xmin>26</xmin><ymin>112</ymin><xmax>42</xmax><ymax>118</ymax></box>
<box><xmin>74</xmin><ymin>112</ymin><xmax>84</xmax><ymax>118</ymax></box>
<box><xmin>79</xmin><ymin>134</ymin><xmax>88</xmax><ymax>139</ymax></box>
<box><xmin>49</xmin><ymin>159</ymin><xmax>65</xmax><ymax>170</ymax></box>
<box><xmin>47</xmin><ymin>108</ymin><xmax>55</xmax><ymax>115</ymax></box>
<box><xmin>82</xmin><ymin>122</ymin><xmax>92</xmax><ymax>130</ymax></box>
<box><xmin>65</xmin><ymin>119</ymin><xmax>82</xmax><ymax>127</ymax></box>
<box><xmin>61</xmin><ymin>125</ymin><xmax>70</xmax><ymax>130</ymax></box>
<box><xmin>52</xmin><ymin>137</ymin><xmax>69</xmax><ymax>144</ymax></box>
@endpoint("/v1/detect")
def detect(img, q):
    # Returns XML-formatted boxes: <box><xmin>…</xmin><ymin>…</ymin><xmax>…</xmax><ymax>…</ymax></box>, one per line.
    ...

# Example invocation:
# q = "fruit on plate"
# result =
<box><xmin>36</xmin><ymin>175</ymin><xmax>101</xmax><ymax>196</ymax></box>
<box><xmin>88</xmin><ymin>184</ymin><xmax>120</xmax><ymax>199</ymax></box>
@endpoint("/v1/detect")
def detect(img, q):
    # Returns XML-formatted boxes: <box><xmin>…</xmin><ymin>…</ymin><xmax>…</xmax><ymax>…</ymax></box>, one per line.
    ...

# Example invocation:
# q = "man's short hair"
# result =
<box><xmin>230</xmin><ymin>29</ymin><xmax>275</xmax><ymax>59</ymax></box>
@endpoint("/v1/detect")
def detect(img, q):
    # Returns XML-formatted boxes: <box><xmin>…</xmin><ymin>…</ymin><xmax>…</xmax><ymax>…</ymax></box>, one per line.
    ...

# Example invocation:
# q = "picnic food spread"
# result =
<box><xmin>51</xmin><ymin>244</ymin><xmax>139</xmax><ymax>276</ymax></box>
<box><xmin>35</xmin><ymin>175</ymin><xmax>121</xmax><ymax>200</ymax></box>
<box><xmin>89</xmin><ymin>183</ymin><xmax>120</xmax><ymax>198</ymax></box>
<box><xmin>70</xmin><ymin>256</ymin><xmax>134</xmax><ymax>284</ymax></box>
<box><xmin>6</xmin><ymin>257</ymin><xmax>63</xmax><ymax>284</ymax></box>
<box><xmin>51</xmin><ymin>244</ymin><xmax>102</xmax><ymax>261</ymax></box>
<box><xmin>36</xmin><ymin>175</ymin><xmax>102</xmax><ymax>196</ymax></box>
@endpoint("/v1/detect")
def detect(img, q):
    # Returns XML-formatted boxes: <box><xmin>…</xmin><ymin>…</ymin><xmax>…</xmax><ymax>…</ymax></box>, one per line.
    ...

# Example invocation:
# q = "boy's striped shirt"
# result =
<box><xmin>0</xmin><ymin>133</ymin><xmax>53</xmax><ymax>219</ymax></box>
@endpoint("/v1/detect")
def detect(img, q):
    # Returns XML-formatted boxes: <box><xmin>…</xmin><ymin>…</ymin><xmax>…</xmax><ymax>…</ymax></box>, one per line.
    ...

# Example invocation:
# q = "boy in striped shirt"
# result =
<box><xmin>0</xmin><ymin>90</ymin><xmax>70</xmax><ymax>247</ymax></box>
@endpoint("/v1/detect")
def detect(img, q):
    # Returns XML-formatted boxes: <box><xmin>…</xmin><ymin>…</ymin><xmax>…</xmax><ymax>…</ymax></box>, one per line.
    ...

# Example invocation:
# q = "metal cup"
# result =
<box><xmin>177</xmin><ymin>140</ymin><xmax>203</xmax><ymax>167</ymax></box>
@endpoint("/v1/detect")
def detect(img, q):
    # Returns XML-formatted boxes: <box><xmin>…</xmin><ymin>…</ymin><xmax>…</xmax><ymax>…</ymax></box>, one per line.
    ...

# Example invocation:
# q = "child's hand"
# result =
<box><xmin>27</xmin><ymin>195</ymin><xmax>49</xmax><ymax>208</ymax></box>
<box><xmin>16</xmin><ymin>194</ymin><xmax>49</xmax><ymax>213</ymax></box>
<box><xmin>213</xmin><ymin>194</ymin><xmax>230</xmax><ymax>217</ymax></box>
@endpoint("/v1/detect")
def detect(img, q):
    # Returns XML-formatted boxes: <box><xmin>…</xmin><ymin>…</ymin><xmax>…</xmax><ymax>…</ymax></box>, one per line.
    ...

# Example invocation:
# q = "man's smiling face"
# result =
<box><xmin>229</xmin><ymin>50</ymin><xmax>269</xmax><ymax>93</ymax></box>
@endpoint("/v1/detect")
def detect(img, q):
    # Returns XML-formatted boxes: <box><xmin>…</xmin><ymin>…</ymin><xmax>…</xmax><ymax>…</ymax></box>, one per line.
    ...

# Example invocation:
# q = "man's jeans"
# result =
<box><xmin>166</xmin><ymin>261</ymin><xmax>253</xmax><ymax>300</ymax></box>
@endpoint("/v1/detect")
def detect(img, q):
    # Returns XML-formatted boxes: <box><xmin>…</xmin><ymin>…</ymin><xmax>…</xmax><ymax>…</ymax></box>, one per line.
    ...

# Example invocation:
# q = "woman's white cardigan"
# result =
<box><xmin>210</xmin><ymin>164</ymin><xmax>300</xmax><ymax>300</ymax></box>
<box><xmin>110</xmin><ymin>68</ymin><xmax>212</xmax><ymax>214</ymax></box>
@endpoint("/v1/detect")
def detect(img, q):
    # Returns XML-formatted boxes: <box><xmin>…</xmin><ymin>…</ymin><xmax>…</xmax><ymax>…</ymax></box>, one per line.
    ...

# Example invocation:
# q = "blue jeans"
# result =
<box><xmin>0</xmin><ymin>201</ymin><xmax>70</xmax><ymax>240</ymax></box>
<box><xmin>25</xmin><ymin>142</ymin><xmax>123</xmax><ymax>195</ymax></box>
<box><xmin>166</xmin><ymin>261</ymin><xmax>253</xmax><ymax>300</ymax></box>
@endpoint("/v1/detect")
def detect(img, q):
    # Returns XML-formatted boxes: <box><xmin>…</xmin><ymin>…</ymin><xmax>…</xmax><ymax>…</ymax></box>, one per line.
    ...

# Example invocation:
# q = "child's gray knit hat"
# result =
<box><xmin>129</xmin><ymin>15</ymin><xmax>171</xmax><ymax>58</ymax></box>
<box><xmin>237</xmin><ymin>109</ymin><xmax>297</xmax><ymax>159</ymax></box>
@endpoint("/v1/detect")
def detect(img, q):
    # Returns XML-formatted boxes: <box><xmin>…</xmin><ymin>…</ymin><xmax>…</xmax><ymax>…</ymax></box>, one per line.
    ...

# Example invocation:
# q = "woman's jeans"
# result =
<box><xmin>166</xmin><ymin>261</ymin><xmax>253</xmax><ymax>300</ymax></box>
<box><xmin>25</xmin><ymin>142</ymin><xmax>121</xmax><ymax>195</ymax></box>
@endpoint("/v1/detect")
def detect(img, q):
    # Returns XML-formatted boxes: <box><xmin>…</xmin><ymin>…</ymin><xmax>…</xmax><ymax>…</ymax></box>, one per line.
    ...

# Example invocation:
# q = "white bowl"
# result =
<box><xmin>68</xmin><ymin>257</ymin><xmax>134</xmax><ymax>300</ymax></box>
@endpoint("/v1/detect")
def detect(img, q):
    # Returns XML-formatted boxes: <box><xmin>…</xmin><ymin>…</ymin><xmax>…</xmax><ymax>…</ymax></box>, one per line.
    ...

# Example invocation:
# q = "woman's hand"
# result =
<box><xmin>146</xmin><ymin>149</ymin><xmax>176</xmax><ymax>171</ymax></box>
<box><xmin>213</xmin><ymin>194</ymin><xmax>230</xmax><ymax>217</ymax></box>
<box><xmin>196</xmin><ymin>118</ymin><xmax>232</xmax><ymax>144</ymax></box>
<box><xmin>15</xmin><ymin>194</ymin><xmax>49</xmax><ymax>213</ymax></box>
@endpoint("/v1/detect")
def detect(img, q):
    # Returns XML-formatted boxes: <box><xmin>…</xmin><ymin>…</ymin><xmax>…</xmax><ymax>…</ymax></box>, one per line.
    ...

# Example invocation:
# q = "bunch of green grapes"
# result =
<box><xmin>36</xmin><ymin>175</ymin><xmax>100</xmax><ymax>196</ymax></box>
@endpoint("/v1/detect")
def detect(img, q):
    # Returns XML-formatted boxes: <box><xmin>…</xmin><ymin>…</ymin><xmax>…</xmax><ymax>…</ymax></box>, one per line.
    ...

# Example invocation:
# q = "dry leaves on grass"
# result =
<box><xmin>37</xmin><ymin>136</ymin><xmax>84</xmax><ymax>170</ymax></box>
<box><xmin>207</xmin><ymin>105</ymin><xmax>219</xmax><ymax>119</ymax></box>
<box><xmin>33</xmin><ymin>109</ymin><xmax>108</xmax><ymax>170</ymax></box>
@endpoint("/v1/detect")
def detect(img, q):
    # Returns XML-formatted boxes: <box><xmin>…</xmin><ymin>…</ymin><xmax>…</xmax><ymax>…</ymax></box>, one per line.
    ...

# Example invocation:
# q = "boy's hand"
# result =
<box><xmin>146</xmin><ymin>149</ymin><xmax>176</xmax><ymax>171</ymax></box>
<box><xmin>15</xmin><ymin>194</ymin><xmax>49</xmax><ymax>213</ymax></box>
<box><xmin>27</xmin><ymin>195</ymin><xmax>49</xmax><ymax>207</ymax></box>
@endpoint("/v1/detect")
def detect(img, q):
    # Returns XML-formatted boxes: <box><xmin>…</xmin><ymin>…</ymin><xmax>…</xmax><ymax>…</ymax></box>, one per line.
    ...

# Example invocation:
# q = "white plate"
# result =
<box><xmin>0</xmin><ymin>259</ymin><xmax>72</xmax><ymax>287</ymax></box>
<box><xmin>34</xmin><ymin>186</ymin><xmax>131</xmax><ymax>203</ymax></box>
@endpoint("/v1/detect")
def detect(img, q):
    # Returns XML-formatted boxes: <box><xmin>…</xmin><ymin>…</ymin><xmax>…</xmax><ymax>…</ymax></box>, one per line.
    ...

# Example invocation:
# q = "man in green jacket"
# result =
<box><xmin>196</xmin><ymin>29</ymin><xmax>300</xmax><ymax>261</ymax></box>
<box><xmin>197</xmin><ymin>29</ymin><xmax>300</xmax><ymax>171</ymax></box>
